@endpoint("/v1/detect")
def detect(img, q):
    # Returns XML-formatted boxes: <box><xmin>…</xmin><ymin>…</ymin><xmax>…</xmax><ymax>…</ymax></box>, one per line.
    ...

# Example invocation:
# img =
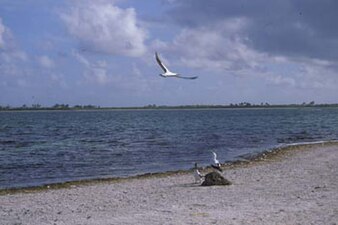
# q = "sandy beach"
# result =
<box><xmin>1</xmin><ymin>143</ymin><xmax>337</xmax><ymax>225</ymax></box>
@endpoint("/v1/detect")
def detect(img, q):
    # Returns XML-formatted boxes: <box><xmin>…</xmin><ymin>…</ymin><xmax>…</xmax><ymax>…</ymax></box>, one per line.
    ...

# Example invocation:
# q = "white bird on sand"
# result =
<box><xmin>155</xmin><ymin>52</ymin><xmax>198</xmax><ymax>80</ymax></box>
<box><xmin>193</xmin><ymin>162</ymin><xmax>204</xmax><ymax>183</ymax></box>
<box><xmin>211</xmin><ymin>151</ymin><xmax>223</xmax><ymax>172</ymax></box>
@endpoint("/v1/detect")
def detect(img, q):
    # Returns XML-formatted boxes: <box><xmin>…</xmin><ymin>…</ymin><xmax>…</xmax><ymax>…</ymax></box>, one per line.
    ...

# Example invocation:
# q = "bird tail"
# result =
<box><xmin>211</xmin><ymin>164</ymin><xmax>223</xmax><ymax>172</ymax></box>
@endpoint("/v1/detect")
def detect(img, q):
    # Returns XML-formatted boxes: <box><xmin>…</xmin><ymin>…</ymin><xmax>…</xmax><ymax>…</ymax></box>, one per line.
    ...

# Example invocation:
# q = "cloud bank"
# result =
<box><xmin>155</xmin><ymin>0</ymin><xmax>338</xmax><ymax>92</ymax></box>
<box><xmin>1</xmin><ymin>1</ymin><xmax>338</xmax><ymax>106</ymax></box>
<box><xmin>168</xmin><ymin>0</ymin><xmax>338</xmax><ymax>62</ymax></box>
<box><xmin>61</xmin><ymin>1</ymin><xmax>147</xmax><ymax>57</ymax></box>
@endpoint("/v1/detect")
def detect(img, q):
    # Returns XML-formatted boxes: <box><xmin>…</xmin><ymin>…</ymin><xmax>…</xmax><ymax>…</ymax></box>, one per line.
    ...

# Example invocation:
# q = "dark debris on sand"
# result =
<box><xmin>201</xmin><ymin>172</ymin><xmax>232</xmax><ymax>186</ymax></box>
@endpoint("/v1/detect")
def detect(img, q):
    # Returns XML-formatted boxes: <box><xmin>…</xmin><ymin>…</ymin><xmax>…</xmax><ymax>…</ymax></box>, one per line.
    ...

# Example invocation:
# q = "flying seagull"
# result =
<box><xmin>193</xmin><ymin>162</ymin><xmax>203</xmax><ymax>183</ymax></box>
<box><xmin>211</xmin><ymin>151</ymin><xmax>223</xmax><ymax>172</ymax></box>
<box><xmin>155</xmin><ymin>52</ymin><xmax>198</xmax><ymax>79</ymax></box>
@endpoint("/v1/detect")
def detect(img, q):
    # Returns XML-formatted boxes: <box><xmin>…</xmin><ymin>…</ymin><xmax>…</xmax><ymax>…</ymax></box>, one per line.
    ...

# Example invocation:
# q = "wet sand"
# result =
<box><xmin>1</xmin><ymin>143</ymin><xmax>337</xmax><ymax>225</ymax></box>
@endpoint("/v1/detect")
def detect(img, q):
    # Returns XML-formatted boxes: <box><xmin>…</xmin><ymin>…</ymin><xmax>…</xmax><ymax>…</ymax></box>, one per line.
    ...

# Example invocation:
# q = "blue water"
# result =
<box><xmin>0</xmin><ymin>108</ymin><xmax>337</xmax><ymax>189</ymax></box>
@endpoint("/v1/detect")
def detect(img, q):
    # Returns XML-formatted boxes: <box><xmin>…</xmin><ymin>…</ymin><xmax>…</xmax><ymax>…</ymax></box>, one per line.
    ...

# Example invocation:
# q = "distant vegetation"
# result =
<box><xmin>0</xmin><ymin>104</ymin><xmax>100</xmax><ymax>111</ymax></box>
<box><xmin>1</xmin><ymin>101</ymin><xmax>338</xmax><ymax>111</ymax></box>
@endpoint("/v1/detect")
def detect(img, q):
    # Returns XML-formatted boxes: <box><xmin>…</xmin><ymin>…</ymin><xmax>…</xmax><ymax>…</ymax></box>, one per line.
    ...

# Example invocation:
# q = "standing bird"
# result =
<box><xmin>155</xmin><ymin>52</ymin><xmax>198</xmax><ymax>79</ymax></box>
<box><xmin>193</xmin><ymin>162</ymin><xmax>203</xmax><ymax>183</ymax></box>
<box><xmin>211</xmin><ymin>151</ymin><xmax>223</xmax><ymax>172</ymax></box>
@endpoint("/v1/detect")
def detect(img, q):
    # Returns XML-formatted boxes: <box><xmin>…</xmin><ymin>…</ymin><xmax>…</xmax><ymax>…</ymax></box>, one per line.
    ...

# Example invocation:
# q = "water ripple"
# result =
<box><xmin>1</xmin><ymin>108</ymin><xmax>338</xmax><ymax>189</ymax></box>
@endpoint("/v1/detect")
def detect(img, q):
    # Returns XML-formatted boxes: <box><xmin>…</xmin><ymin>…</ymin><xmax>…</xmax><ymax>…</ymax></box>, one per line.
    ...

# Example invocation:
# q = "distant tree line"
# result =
<box><xmin>142</xmin><ymin>101</ymin><xmax>337</xmax><ymax>109</ymax></box>
<box><xmin>0</xmin><ymin>104</ymin><xmax>100</xmax><ymax>111</ymax></box>
<box><xmin>0</xmin><ymin>101</ymin><xmax>337</xmax><ymax>111</ymax></box>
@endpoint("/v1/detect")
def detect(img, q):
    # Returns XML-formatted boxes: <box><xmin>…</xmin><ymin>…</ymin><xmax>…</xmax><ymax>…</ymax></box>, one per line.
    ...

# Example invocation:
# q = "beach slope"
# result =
<box><xmin>1</xmin><ymin>143</ymin><xmax>337</xmax><ymax>225</ymax></box>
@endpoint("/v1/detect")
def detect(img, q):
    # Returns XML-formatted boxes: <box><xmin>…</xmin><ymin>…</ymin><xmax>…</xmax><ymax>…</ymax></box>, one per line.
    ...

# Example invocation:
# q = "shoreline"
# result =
<box><xmin>1</xmin><ymin>141</ymin><xmax>337</xmax><ymax>224</ymax></box>
<box><xmin>1</xmin><ymin>105</ymin><xmax>338</xmax><ymax>113</ymax></box>
<box><xmin>1</xmin><ymin>140</ymin><xmax>337</xmax><ymax>196</ymax></box>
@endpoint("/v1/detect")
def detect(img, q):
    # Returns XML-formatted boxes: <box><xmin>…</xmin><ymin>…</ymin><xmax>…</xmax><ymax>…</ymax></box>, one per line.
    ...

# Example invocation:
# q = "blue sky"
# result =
<box><xmin>1</xmin><ymin>0</ymin><xmax>337</xmax><ymax>107</ymax></box>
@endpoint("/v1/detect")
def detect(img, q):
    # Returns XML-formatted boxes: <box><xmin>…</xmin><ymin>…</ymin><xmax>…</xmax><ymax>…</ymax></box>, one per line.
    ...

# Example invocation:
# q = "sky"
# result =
<box><xmin>0</xmin><ymin>0</ymin><xmax>338</xmax><ymax>107</ymax></box>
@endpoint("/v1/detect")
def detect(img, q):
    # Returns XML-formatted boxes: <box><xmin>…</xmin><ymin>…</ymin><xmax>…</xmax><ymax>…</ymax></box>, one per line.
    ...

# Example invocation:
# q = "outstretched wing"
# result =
<box><xmin>176</xmin><ymin>75</ymin><xmax>198</xmax><ymax>80</ymax></box>
<box><xmin>155</xmin><ymin>52</ymin><xmax>170</xmax><ymax>73</ymax></box>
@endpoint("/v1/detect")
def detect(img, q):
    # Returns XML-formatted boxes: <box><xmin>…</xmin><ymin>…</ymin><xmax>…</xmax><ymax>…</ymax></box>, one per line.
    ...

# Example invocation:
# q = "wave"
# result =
<box><xmin>280</xmin><ymin>139</ymin><xmax>338</xmax><ymax>147</ymax></box>
<box><xmin>235</xmin><ymin>139</ymin><xmax>338</xmax><ymax>161</ymax></box>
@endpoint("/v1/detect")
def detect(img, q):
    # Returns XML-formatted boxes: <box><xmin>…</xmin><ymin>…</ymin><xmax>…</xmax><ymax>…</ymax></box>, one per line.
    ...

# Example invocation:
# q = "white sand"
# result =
<box><xmin>1</xmin><ymin>143</ymin><xmax>338</xmax><ymax>225</ymax></box>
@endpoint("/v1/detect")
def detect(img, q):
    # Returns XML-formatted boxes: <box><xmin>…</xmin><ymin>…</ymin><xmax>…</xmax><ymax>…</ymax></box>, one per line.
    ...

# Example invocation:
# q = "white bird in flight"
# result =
<box><xmin>155</xmin><ymin>52</ymin><xmax>198</xmax><ymax>80</ymax></box>
<box><xmin>211</xmin><ymin>151</ymin><xmax>223</xmax><ymax>172</ymax></box>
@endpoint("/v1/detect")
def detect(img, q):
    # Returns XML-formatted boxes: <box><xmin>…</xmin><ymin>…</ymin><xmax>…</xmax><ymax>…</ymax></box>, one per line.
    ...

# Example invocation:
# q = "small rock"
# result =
<box><xmin>201</xmin><ymin>172</ymin><xmax>231</xmax><ymax>186</ymax></box>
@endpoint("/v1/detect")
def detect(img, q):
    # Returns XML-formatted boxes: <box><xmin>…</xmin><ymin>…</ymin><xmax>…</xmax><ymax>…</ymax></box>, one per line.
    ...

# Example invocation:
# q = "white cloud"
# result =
<box><xmin>37</xmin><ymin>55</ymin><xmax>55</xmax><ymax>68</ymax></box>
<box><xmin>255</xmin><ymin>56</ymin><xmax>338</xmax><ymax>91</ymax></box>
<box><xmin>1</xmin><ymin>50</ymin><xmax>27</xmax><ymax>63</ymax></box>
<box><xmin>296</xmin><ymin>60</ymin><xmax>338</xmax><ymax>90</ymax></box>
<box><xmin>61</xmin><ymin>1</ymin><xmax>147</xmax><ymax>57</ymax></box>
<box><xmin>0</xmin><ymin>18</ymin><xmax>5</xmax><ymax>47</ymax></box>
<box><xmin>154</xmin><ymin>17</ymin><xmax>338</xmax><ymax>92</ymax></box>
<box><xmin>85</xmin><ymin>66</ymin><xmax>110</xmax><ymax>85</ymax></box>
<box><xmin>0</xmin><ymin>18</ymin><xmax>67</xmax><ymax>95</ymax></box>
<box><xmin>0</xmin><ymin>17</ymin><xmax>27</xmax><ymax>62</ymax></box>
<box><xmin>169</xmin><ymin>0</ymin><xmax>338</xmax><ymax>63</ymax></box>
<box><xmin>72</xmin><ymin>50</ymin><xmax>90</xmax><ymax>67</ymax></box>
<box><xmin>263</xmin><ymin>74</ymin><xmax>296</xmax><ymax>87</ymax></box>
<box><xmin>72</xmin><ymin>50</ymin><xmax>152</xmax><ymax>96</ymax></box>
<box><xmin>72</xmin><ymin>51</ymin><xmax>110</xmax><ymax>85</ymax></box>
<box><xmin>0</xmin><ymin>16</ymin><xmax>28</xmax><ymax>90</ymax></box>
<box><xmin>166</xmin><ymin>18</ymin><xmax>266</xmax><ymax>72</ymax></box>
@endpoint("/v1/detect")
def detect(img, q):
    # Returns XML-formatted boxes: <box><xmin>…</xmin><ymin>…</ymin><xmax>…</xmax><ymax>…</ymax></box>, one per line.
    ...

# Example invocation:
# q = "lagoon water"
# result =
<box><xmin>0</xmin><ymin>108</ymin><xmax>337</xmax><ymax>189</ymax></box>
